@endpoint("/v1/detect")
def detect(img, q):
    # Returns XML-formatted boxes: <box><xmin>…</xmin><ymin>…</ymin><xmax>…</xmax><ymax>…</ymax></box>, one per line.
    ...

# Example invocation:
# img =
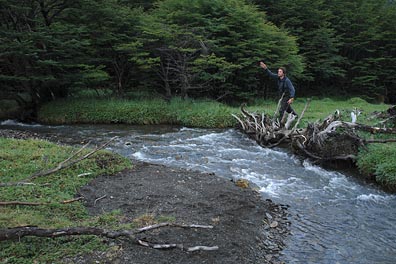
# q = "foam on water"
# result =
<box><xmin>357</xmin><ymin>193</ymin><xmax>393</xmax><ymax>204</ymax></box>
<box><xmin>179</xmin><ymin>127</ymin><xmax>202</xmax><ymax>132</ymax></box>
<box><xmin>1</xmin><ymin>119</ymin><xmax>43</xmax><ymax>127</ymax></box>
<box><xmin>131</xmin><ymin>151</ymin><xmax>148</xmax><ymax>160</ymax></box>
<box><xmin>302</xmin><ymin>159</ymin><xmax>336</xmax><ymax>178</ymax></box>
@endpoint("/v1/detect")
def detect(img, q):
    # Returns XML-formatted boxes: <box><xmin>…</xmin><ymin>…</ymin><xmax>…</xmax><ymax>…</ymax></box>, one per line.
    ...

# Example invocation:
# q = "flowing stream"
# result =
<box><xmin>1</xmin><ymin>120</ymin><xmax>395</xmax><ymax>264</ymax></box>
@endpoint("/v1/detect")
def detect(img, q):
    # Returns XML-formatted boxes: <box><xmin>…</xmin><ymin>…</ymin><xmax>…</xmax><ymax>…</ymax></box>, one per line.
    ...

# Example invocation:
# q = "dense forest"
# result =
<box><xmin>1</xmin><ymin>0</ymin><xmax>395</xmax><ymax>116</ymax></box>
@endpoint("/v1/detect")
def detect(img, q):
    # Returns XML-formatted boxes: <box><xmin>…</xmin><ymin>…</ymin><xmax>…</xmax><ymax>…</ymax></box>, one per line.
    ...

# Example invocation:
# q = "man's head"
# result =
<box><xmin>277</xmin><ymin>67</ymin><xmax>286</xmax><ymax>78</ymax></box>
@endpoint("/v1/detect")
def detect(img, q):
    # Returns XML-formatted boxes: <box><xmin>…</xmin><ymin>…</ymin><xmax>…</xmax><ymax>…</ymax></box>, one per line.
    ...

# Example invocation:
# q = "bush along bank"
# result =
<box><xmin>357</xmin><ymin>144</ymin><xmax>396</xmax><ymax>191</ymax></box>
<box><xmin>36</xmin><ymin>97</ymin><xmax>395</xmax><ymax>190</ymax></box>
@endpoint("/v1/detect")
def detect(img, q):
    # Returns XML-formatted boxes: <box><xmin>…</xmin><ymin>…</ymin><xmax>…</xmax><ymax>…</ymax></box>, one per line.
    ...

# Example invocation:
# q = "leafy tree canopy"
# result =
<box><xmin>140</xmin><ymin>0</ymin><xmax>304</xmax><ymax>100</ymax></box>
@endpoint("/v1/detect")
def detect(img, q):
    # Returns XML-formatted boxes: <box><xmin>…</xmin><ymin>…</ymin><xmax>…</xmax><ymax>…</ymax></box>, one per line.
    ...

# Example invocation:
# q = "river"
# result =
<box><xmin>1</xmin><ymin>120</ymin><xmax>395</xmax><ymax>264</ymax></box>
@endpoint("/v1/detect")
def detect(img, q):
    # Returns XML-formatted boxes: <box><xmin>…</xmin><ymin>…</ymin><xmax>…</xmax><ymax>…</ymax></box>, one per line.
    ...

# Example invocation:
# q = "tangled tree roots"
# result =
<box><xmin>233</xmin><ymin>102</ymin><xmax>396</xmax><ymax>162</ymax></box>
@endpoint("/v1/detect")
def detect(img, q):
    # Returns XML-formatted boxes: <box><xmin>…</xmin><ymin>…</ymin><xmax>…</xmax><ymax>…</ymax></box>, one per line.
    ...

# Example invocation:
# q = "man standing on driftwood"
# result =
<box><xmin>259</xmin><ymin>61</ymin><xmax>297</xmax><ymax>119</ymax></box>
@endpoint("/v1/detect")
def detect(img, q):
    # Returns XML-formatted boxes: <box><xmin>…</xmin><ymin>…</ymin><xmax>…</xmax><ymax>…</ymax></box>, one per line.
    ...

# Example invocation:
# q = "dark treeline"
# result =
<box><xmin>1</xmin><ymin>0</ymin><xmax>395</xmax><ymax>116</ymax></box>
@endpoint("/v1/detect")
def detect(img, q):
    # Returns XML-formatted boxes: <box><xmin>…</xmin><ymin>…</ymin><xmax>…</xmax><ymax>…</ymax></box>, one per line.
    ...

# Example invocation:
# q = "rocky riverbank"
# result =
<box><xmin>1</xmin><ymin>128</ymin><xmax>291</xmax><ymax>263</ymax></box>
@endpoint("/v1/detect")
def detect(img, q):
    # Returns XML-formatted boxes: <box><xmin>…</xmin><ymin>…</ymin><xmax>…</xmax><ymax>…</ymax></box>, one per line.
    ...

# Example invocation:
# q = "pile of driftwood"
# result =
<box><xmin>232</xmin><ymin>99</ymin><xmax>396</xmax><ymax>163</ymax></box>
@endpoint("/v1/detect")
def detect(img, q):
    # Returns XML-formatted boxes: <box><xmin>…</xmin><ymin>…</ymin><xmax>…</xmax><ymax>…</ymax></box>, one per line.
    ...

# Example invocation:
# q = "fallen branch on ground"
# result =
<box><xmin>28</xmin><ymin>137</ymin><xmax>117</xmax><ymax>181</ymax></box>
<box><xmin>137</xmin><ymin>239</ymin><xmax>219</xmax><ymax>251</ymax></box>
<box><xmin>0</xmin><ymin>223</ymin><xmax>217</xmax><ymax>252</ymax></box>
<box><xmin>93</xmin><ymin>195</ymin><xmax>107</xmax><ymax>206</ymax></box>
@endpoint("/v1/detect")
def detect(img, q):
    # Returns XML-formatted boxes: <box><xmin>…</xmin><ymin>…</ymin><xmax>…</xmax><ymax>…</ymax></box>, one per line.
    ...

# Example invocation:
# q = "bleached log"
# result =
<box><xmin>0</xmin><ymin>223</ymin><xmax>215</xmax><ymax>250</ymax></box>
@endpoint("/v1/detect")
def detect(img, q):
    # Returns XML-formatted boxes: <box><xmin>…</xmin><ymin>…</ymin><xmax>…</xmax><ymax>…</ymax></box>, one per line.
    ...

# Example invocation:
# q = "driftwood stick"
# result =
<box><xmin>26</xmin><ymin>142</ymin><xmax>91</xmax><ymax>180</ymax></box>
<box><xmin>187</xmin><ymin>246</ymin><xmax>219</xmax><ymax>252</ymax></box>
<box><xmin>240</xmin><ymin>103</ymin><xmax>250</xmax><ymax>118</ymax></box>
<box><xmin>28</xmin><ymin>137</ymin><xmax>117</xmax><ymax>181</ymax></box>
<box><xmin>273</xmin><ymin>93</ymin><xmax>285</xmax><ymax>119</ymax></box>
<box><xmin>261</xmin><ymin>113</ymin><xmax>266</xmax><ymax>133</ymax></box>
<box><xmin>290</xmin><ymin>99</ymin><xmax>311</xmax><ymax>132</ymax></box>
<box><xmin>378</xmin><ymin>116</ymin><xmax>396</xmax><ymax>125</ymax></box>
<box><xmin>0</xmin><ymin>223</ymin><xmax>216</xmax><ymax>251</ymax></box>
<box><xmin>137</xmin><ymin>240</ymin><xmax>219</xmax><ymax>251</ymax></box>
<box><xmin>135</xmin><ymin>223</ymin><xmax>213</xmax><ymax>234</ymax></box>
<box><xmin>137</xmin><ymin>239</ymin><xmax>180</xmax><ymax>249</ymax></box>
<box><xmin>93</xmin><ymin>195</ymin><xmax>107</xmax><ymax>206</ymax></box>
<box><xmin>251</xmin><ymin>113</ymin><xmax>259</xmax><ymax>131</ymax></box>
<box><xmin>60</xmin><ymin>141</ymin><xmax>91</xmax><ymax>166</ymax></box>
<box><xmin>61</xmin><ymin>197</ymin><xmax>84</xmax><ymax>204</ymax></box>
<box><xmin>284</xmin><ymin>113</ymin><xmax>297</xmax><ymax>130</ymax></box>
<box><xmin>77</xmin><ymin>172</ymin><xmax>93</xmax><ymax>177</ymax></box>
<box><xmin>341</xmin><ymin>122</ymin><xmax>396</xmax><ymax>134</ymax></box>
<box><xmin>0</xmin><ymin>226</ymin><xmax>131</xmax><ymax>241</ymax></box>
<box><xmin>1</xmin><ymin>137</ymin><xmax>118</xmax><ymax>188</ymax></box>
<box><xmin>231</xmin><ymin>114</ymin><xmax>246</xmax><ymax>130</ymax></box>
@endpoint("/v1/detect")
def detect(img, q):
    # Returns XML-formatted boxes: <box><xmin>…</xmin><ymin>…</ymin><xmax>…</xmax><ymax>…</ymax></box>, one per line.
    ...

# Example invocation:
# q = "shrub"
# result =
<box><xmin>357</xmin><ymin>144</ymin><xmax>396</xmax><ymax>188</ymax></box>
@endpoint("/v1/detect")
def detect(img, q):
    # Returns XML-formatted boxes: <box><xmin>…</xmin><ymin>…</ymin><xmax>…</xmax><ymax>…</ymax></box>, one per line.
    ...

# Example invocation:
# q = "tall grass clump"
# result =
<box><xmin>38</xmin><ymin>97</ymin><xmax>238</xmax><ymax>128</ymax></box>
<box><xmin>357</xmin><ymin>144</ymin><xmax>396</xmax><ymax>189</ymax></box>
<box><xmin>168</xmin><ymin>97</ymin><xmax>238</xmax><ymax>128</ymax></box>
<box><xmin>38</xmin><ymin>98</ymin><xmax>171</xmax><ymax>125</ymax></box>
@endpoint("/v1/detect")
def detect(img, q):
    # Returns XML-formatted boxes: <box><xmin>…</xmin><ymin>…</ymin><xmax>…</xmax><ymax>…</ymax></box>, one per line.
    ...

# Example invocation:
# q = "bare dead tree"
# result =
<box><xmin>156</xmin><ymin>37</ymin><xmax>218</xmax><ymax>99</ymax></box>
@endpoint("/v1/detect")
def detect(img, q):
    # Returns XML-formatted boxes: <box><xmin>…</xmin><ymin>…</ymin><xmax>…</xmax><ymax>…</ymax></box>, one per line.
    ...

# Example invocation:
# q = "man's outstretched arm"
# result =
<box><xmin>259</xmin><ymin>62</ymin><xmax>277</xmax><ymax>79</ymax></box>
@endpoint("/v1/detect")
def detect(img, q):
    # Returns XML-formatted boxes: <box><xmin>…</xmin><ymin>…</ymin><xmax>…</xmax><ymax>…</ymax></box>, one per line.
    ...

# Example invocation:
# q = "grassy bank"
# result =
<box><xmin>357</xmin><ymin>144</ymin><xmax>396</xmax><ymax>190</ymax></box>
<box><xmin>38</xmin><ymin>96</ymin><xmax>388</xmax><ymax>128</ymax></box>
<box><xmin>38</xmin><ymin>97</ymin><xmax>237</xmax><ymax>128</ymax></box>
<box><xmin>37</xmin><ymin>96</ymin><xmax>395</xmax><ymax>189</ymax></box>
<box><xmin>0</xmin><ymin>138</ymin><xmax>135</xmax><ymax>263</ymax></box>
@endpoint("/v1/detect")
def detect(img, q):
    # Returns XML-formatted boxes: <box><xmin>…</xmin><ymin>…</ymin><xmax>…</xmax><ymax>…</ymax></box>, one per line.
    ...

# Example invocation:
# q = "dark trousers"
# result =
<box><xmin>279</xmin><ymin>97</ymin><xmax>297</xmax><ymax>118</ymax></box>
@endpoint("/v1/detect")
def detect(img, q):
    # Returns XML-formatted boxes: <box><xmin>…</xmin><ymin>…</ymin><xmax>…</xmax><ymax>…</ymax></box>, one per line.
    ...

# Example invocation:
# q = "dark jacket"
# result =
<box><xmin>265</xmin><ymin>68</ymin><xmax>295</xmax><ymax>98</ymax></box>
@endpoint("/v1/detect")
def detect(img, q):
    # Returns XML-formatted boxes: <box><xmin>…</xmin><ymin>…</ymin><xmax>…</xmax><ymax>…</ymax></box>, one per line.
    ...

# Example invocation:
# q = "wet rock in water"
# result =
<box><xmin>270</xmin><ymin>221</ymin><xmax>279</xmax><ymax>228</ymax></box>
<box><xmin>266</xmin><ymin>212</ymin><xmax>273</xmax><ymax>220</ymax></box>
